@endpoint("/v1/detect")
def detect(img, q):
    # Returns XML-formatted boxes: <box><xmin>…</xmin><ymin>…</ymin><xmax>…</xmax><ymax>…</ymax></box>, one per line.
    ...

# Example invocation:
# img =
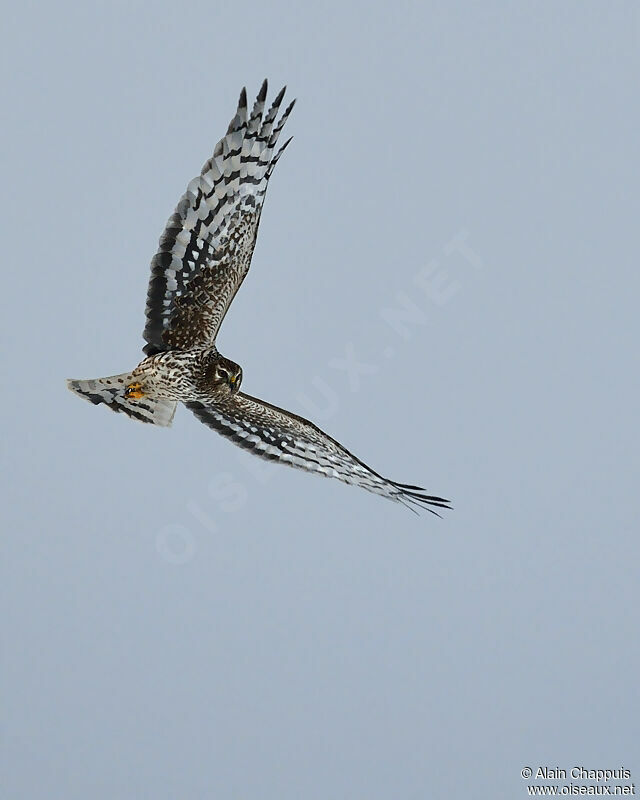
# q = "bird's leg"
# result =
<box><xmin>124</xmin><ymin>382</ymin><xmax>145</xmax><ymax>400</ymax></box>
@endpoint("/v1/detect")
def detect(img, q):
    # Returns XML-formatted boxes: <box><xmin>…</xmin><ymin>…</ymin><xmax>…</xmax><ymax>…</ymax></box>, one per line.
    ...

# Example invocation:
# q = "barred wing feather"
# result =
<box><xmin>143</xmin><ymin>81</ymin><xmax>294</xmax><ymax>355</ymax></box>
<box><xmin>188</xmin><ymin>394</ymin><xmax>452</xmax><ymax>514</ymax></box>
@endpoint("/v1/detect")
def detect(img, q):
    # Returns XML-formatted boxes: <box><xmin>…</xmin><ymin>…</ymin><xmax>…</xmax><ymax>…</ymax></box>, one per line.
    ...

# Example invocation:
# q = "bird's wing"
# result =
<box><xmin>143</xmin><ymin>81</ymin><xmax>294</xmax><ymax>356</ymax></box>
<box><xmin>187</xmin><ymin>393</ymin><xmax>451</xmax><ymax>514</ymax></box>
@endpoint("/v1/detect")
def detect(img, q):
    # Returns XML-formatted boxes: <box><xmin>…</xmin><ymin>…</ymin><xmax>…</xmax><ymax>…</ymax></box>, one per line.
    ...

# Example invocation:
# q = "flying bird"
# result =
<box><xmin>67</xmin><ymin>81</ymin><xmax>450</xmax><ymax>514</ymax></box>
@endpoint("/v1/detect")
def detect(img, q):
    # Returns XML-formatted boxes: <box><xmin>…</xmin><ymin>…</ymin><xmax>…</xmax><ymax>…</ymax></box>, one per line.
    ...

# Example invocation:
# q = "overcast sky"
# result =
<box><xmin>2</xmin><ymin>2</ymin><xmax>639</xmax><ymax>798</ymax></box>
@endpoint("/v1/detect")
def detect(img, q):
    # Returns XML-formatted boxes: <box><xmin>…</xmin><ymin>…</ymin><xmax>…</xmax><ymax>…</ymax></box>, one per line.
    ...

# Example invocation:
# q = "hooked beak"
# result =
<box><xmin>228</xmin><ymin>373</ymin><xmax>241</xmax><ymax>394</ymax></box>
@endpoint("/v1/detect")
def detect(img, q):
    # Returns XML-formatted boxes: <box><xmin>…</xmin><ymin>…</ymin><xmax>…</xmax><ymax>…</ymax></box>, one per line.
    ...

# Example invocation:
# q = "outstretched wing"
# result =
<box><xmin>187</xmin><ymin>394</ymin><xmax>451</xmax><ymax>514</ymax></box>
<box><xmin>143</xmin><ymin>81</ymin><xmax>295</xmax><ymax>356</ymax></box>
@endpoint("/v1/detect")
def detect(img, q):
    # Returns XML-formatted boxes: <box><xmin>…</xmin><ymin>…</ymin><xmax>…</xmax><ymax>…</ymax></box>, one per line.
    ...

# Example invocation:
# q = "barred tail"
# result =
<box><xmin>66</xmin><ymin>373</ymin><xmax>177</xmax><ymax>427</ymax></box>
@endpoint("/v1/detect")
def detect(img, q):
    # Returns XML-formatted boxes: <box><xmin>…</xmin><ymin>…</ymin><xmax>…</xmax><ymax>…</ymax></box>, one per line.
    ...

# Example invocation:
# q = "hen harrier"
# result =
<box><xmin>67</xmin><ymin>82</ymin><xmax>450</xmax><ymax>514</ymax></box>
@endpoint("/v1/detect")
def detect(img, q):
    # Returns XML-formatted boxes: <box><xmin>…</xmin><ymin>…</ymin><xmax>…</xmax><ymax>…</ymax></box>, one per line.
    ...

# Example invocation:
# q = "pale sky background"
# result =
<box><xmin>2</xmin><ymin>2</ymin><xmax>639</xmax><ymax>798</ymax></box>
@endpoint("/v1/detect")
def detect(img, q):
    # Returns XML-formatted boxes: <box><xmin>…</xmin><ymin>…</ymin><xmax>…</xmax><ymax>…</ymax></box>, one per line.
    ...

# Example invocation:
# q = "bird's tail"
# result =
<box><xmin>66</xmin><ymin>372</ymin><xmax>177</xmax><ymax>427</ymax></box>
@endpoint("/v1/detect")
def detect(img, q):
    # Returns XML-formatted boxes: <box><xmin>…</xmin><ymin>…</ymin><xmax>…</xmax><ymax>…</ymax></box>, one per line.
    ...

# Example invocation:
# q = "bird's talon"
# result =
<box><xmin>125</xmin><ymin>382</ymin><xmax>145</xmax><ymax>400</ymax></box>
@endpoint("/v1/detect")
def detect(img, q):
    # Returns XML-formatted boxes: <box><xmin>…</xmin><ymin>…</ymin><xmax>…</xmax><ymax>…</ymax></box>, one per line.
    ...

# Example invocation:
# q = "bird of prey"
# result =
<box><xmin>67</xmin><ymin>81</ymin><xmax>450</xmax><ymax>514</ymax></box>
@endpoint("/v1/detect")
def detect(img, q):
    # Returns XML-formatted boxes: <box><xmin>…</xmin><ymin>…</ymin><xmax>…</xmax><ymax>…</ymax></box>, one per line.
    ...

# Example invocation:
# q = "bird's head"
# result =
<box><xmin>205</xmin><ymin>353</ymin><xmax>243</xmax><ymax>396</ymax></box>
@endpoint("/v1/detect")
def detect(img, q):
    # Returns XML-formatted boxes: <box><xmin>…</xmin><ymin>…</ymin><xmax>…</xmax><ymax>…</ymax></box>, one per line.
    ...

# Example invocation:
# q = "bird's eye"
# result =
<box><xmin>217</xmin><ymin>367</ymin><xmax>229</xmax><ymax>381</ymax></box>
